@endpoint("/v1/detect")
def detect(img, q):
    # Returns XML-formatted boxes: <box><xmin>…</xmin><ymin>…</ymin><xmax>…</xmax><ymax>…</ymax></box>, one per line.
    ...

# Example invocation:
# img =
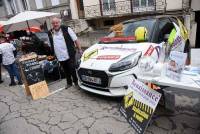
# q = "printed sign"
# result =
<box><xmin>120</xmin><ymin>79</ymin><xmax>161</xmax><ymax>134</ymax></box>
<box><xmin>21</xmin><ymin>58</ymin><xmax>45</xmax><ymax>85</ymax></box>
<box><xmin>166</xmin><ymin>51</ymin><xmax>187</xmax><ymax>81</ymax></box>
<box><xmin>96</xmin><ymin>55</ymin><xmax>120</xmax><ymax>60</ymax></box>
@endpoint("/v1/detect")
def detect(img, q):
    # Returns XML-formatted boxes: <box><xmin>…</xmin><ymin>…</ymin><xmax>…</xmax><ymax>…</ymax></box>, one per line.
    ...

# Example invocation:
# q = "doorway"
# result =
<box><xmin>76</xmin><ymin>0</ymin><xmax>84</xmax><ymax>19</ymax></box>
<box><xmin>195</xmin><ymin>11</ymin><xmax>200</xmax><ymax>48</ymax></box>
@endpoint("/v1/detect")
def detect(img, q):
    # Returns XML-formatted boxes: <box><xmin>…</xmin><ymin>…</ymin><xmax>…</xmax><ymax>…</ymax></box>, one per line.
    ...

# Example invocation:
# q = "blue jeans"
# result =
<box><xmin>4</xmin><ymin>62</ymin><xmax>21</xmax><ymax>83</ymax></box>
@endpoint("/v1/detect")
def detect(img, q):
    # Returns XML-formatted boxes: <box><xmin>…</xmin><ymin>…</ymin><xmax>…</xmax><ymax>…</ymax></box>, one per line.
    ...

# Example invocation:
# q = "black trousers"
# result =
<box><xmin>59</xmin><ymin>57</ymin><xmax>78</xmax><ymax>85</ymax></box>
<box><xmin>0</xmin><ymin>64</ymin><xmax>2</xmax><ymax>81</ymax></box>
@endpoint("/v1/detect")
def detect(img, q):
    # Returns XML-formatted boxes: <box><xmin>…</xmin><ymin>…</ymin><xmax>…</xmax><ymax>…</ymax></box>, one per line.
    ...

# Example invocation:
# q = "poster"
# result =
<box><xmin>166</xmin><ymin>51</ymin><xmax>187</xmax><ymax>81</ymax></box>
<box><xmin>21</xmin><ymin>58</ymin><xmax>45</xmax><ymax>85</ymax></box>
<box><xmin>120</xmin><ymin>79</ymin><xmax>161</xmax><ymax>134</ymax></box>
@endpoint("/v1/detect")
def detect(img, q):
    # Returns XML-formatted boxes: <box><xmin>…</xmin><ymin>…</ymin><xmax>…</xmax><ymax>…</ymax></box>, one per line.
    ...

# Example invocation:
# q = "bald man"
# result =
<box><xmin>48</xmin><ymin>17</ymin><xmax>82</xmax><ymax>89</ymax></box>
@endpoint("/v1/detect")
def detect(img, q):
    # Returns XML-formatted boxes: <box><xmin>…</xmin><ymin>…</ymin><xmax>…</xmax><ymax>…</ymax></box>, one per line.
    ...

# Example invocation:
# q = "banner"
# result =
<box><xmin>120</xmin><ymin>79</ymin><xmax>161</xmax><ymax>134</ymax></box>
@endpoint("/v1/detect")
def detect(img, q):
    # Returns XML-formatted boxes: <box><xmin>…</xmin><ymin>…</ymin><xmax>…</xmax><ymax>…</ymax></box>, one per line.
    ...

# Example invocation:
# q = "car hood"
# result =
<box><xmin>80</xmin><ymin>42</ymin><xmax>158</xmax><ymax>71</ymax></box>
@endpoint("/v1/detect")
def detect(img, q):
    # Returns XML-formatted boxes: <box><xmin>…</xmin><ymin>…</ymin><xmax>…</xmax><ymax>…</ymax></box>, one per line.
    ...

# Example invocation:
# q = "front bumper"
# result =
<box><xmin>77</xmin><ymin>68</ymin><xmax>135</xmax><ymax>97</ymax></box>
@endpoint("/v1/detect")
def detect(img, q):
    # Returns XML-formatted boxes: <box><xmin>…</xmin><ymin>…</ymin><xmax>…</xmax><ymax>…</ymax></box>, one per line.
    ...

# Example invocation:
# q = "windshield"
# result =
<box><xmin>100</xmin><ymin>19</ymin><xmax>156</xmax><ymax>43</ymax></box>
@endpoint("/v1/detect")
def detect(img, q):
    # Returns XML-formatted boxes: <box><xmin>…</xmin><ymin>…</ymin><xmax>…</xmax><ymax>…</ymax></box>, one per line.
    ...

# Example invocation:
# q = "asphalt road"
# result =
<box><xmin>0</xmin><ymin>73</ymin><xmax>199</xmax><ymax>134</ymax></box>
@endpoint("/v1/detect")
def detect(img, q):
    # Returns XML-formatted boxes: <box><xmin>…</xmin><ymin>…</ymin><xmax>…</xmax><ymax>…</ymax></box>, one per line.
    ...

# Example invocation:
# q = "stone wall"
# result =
<box><xmin>78</xmin><ymin>30</ymin><xmax>108</xmax><ymax>48</ymax></box>
<box><xmin>63</xmin><ymin>19</ymin><xmax>108</xmax><ymax>48</ymax></box>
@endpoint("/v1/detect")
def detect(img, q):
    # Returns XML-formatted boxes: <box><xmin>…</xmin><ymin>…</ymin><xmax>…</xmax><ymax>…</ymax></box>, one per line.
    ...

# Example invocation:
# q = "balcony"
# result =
<box><xmin>84</xmin><ymin>0</ymin><xmax>190</xmax><ymax>19</ymax></box>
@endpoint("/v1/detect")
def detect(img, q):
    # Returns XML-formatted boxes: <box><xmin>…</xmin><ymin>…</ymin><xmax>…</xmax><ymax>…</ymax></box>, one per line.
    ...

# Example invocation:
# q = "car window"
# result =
<box><xmin>106</xmin><ymin>19</ymin><xmax>156</xmax><ymax>43</ymax></box>
<box><xmin>156</xmin><ymin>18</ymin><xmax>175</xmax><ymax>43</ymax></box>
<box><xmin>123</xmin><ymin>19</ymin><xmax>156</xmax><ymax>38</ymax></box>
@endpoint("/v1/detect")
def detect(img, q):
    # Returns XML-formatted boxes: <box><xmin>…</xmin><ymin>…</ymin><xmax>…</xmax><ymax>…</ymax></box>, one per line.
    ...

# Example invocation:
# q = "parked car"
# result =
<box><xmin>77</xmin><ymin>16</ymin><xmax>189</xmax><ymax>96</ymax></box>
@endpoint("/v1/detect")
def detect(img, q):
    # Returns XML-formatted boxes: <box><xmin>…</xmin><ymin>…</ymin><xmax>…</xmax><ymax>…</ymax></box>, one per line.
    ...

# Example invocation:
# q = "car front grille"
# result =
<box><xmin>82</xmin><ymin>83</ymin><xmax>109</xmax><ymax>92</ymax></box>
<box><xmin>77</xmin><ymin>68</ymin><xmax>109</xmax><ymax>88</ymax></box>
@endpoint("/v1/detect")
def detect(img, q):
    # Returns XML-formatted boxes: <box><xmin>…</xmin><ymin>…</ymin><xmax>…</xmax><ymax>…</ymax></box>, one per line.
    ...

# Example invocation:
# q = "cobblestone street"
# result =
<box><xmin>0</xmin><ymin>76</ymin><xmax>199</xmax><ymax>134</ymax></box>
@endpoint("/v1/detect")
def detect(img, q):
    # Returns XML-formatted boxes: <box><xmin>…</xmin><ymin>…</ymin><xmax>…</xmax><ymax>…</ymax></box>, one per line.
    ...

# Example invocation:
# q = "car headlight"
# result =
<box><xmin>109</xmin><ymin>51</ymin><xmax>142</xmax><ymax>72</ymax></box>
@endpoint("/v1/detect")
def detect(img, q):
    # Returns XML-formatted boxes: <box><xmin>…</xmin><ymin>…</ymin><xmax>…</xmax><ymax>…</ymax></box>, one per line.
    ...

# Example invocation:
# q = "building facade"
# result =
<box><xmin>82</xmin><ymin>0</ymin><xmax>190</xmax><ymax>29</ymax></box>
<box><xmin>0</xmin><ymin>0</ymin><xmax>30</xmax><ymax>20</ymax></box>
<box><xmin>191</xmin><ymin>0</ymin><xmax>200</xmax><ymax>48</ymax></box>
<box><xmin>0</xmin><ymin>0</ymin><xmax>84</xmax><ymax>21</ymax></box>
<box><xmin>0</xmin><ymin>0</ymin><xmax>88</xmax><ymax>32</ymax></box>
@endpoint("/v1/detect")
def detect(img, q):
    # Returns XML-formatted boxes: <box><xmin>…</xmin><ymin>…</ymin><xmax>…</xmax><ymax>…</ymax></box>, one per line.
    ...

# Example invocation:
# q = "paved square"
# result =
<box><xmin>0</xmin><ymin>79</ymin><xmax>199</xmax><ymax>134</ymax></box>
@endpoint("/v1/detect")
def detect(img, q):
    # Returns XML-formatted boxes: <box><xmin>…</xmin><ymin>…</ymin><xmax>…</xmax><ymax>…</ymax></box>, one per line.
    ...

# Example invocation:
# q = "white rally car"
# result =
<box><xmin>77</xmin><ymin>16</ymin><xmax>189</xmax><ymax>96</ymax></box>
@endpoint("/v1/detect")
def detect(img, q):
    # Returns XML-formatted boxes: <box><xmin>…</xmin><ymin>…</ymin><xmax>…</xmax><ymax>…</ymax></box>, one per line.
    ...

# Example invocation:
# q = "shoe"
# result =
<box><xmin>18</xmin><ymin>81</ymin><xmax>23</xmax><ymax>85</ymax></box>
<box><xmin>65</xmin><ymin>84</ymin><xmax>72</xmax><ymax>89</ymax></box>
<box><xmin>73</xmin><ymin>82</ymin><xmax>79</xmax><ymax>89</ymax></box>
<box><xmin>74</xmin><ymin>82</ymin><xmax>78</xmax><ymax>86</ymax></box>
<box><xmin>0</xmin><ymin>80</ymin><xmax>3</xmax><ymax>84</ymax></box>
<box><xmin>9</xmin><ymin>82</ymin><xmax>16</xmax><ymax>86</ymax></box>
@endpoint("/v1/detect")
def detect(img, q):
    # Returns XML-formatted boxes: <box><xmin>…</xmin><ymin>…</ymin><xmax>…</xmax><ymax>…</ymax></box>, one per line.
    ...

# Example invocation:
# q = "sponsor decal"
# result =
<box><xmin>144</xmin><ymin>45</ymin><xmax>154</xmax><ymax>56</ymax></box>
<box><xmin>120</xmin><ymin>79</ymin><xmax>161</xmax><ymax>134</ymax></box>
<box><xmin>96</xmin><ymin>55</ymin><xmax>120</xmax><ymax>60</ymax></box>
<box><xmin>172</xmin><ymin>36</ymin><xmax>182</xmax><ymax>49</ymax></box>
<box><xmin>100</xmin><ymin>46</ymin><xmax>136</xmax><ymax>52</ymax></box>
<box><xmin>82</xmin><ymin>49</ymin><xmax>98</xmax><ymax>61</ymax></box>
<box><xmin>100</xmin><ymin>36</ymin><xmax>135</xmax><ymax>43</ymax></box>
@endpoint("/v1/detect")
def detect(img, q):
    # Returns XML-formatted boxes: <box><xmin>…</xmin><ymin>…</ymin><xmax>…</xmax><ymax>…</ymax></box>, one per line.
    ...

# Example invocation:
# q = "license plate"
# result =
<box><xmin>81</xmin><ymin>75</ymin><xmax>101</xmax><ymax>84</ymax></box>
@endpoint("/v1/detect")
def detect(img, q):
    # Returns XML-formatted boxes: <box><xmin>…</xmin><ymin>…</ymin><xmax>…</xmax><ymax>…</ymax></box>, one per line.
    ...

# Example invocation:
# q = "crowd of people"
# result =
<box><xmin>0</xmin><ymin>17</ymin><xmax>83</xmax><ymax>88</ymax></box>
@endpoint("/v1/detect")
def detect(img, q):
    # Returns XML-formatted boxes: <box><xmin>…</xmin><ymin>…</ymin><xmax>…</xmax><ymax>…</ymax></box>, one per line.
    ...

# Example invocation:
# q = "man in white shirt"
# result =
<box><xmin>0</xmin><ymin>57</ymin><xmax>3</xmax><ymax>84</ymax></box>
<box><xmin>48</xmin><ymin>17</ymin><xmax>82</xmax><ymax>89</ymax></box>
<box><xmin>0</xmin><ymin>37</ymin><xmax>22</xmax><ymax>86</ymax></box>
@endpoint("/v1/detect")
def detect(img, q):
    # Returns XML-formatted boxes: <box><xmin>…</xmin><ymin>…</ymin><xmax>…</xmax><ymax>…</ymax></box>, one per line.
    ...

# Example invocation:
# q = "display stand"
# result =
<box><xmin>19</xmin><ymin>54</ymin><xmax>49</xmax><ymax>100</ymax></box>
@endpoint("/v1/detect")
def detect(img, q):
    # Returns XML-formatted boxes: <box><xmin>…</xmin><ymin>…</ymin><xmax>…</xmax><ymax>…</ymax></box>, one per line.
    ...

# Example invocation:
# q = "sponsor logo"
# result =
<box><xmin>96</xmin><ymin>55</ymin><xmax>120</xmax><ymax>60</ymax></box>
<box><xmin>83</xmin><ymin>49</ymin><xmax>98</xmax><ymax>61</ymax></box>
<box><xmin>100</xmin><ymin>46</ymin><xmax>136</xmax><ymax>52</ymax></box>
<box><xmin>144</xmin><ymin>45</ymin><xmax>154</xmax><ymax>56</ymax></box>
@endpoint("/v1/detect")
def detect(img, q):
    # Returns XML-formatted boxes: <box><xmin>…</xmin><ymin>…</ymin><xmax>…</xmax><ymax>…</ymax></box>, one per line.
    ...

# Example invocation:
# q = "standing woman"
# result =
<box><xmin>0</xmin><ymin>37</ymin><xmax>22</xmax><ymax>86</ymax></box>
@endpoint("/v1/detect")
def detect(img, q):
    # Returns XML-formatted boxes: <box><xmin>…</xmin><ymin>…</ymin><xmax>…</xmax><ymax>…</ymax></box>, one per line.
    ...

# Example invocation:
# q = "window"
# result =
<box><xmin>21</xmin><ymin>0</ymin><xmax>29</xmax><ymax>10</ymax></box>
<box><xmin>79</xmin><ymin>0</ymin><xmax>84</xmax><ymax>11</ymax></box>
<box><xmin>102</xmin><ymin>0</ymin><xmax>115</xmax><ymax>11</ymax></box>
<box><xmin>51</xmin><ymin>0</ymin><xmax>60</xmax><ymax>6</ymax></box>
<box><xmin>134</xmin><ymin>0</ymin><xmax>155</xmax><ymax>7</ymax></box>
<box><xmin>0</xmin><ymin>0</ymin><xmax>3</xmax><ymax>6</ymax></box>
<box><xmin>107</xmin><ymin>19</ymin><xmax>156</xmax><ymax>42</ymax></box>
<box><xmin>104</xmin><ymin>20</ymin><xmax>114</xmax><ymax>26</ymax></box>
<box><xmin>35</xmin><ymin>0</ymin><xmax>43</xmax><ymax>9</ymax></box>
<box><xmin>8</xmin><ymin>0</ymin><xmax>17</xmax><ymax>14</ymax></box>
<box><xmin>148</xmin><ymin>0</ymin><xmax>154</xmax><ymax>6</ymax></box>
<box><xmin>156</xmin><ymin>18</ymin><xmax>174</xmax><ymax>43</ymax></box>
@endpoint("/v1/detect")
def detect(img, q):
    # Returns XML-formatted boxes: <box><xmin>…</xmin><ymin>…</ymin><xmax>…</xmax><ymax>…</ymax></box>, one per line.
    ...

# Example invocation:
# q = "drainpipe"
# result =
<box><xmin>130</xmin><ymin>0</ymin><xmax>133</xmax><ymax>13</ymax></box>
<box><xmin>164</xmin><ymin>0</ymin><xmax>167</xmax><ymax>13</ymax></box>
<box><xmin>99</xmin><ymin>0</ymin><xmax>103</xmax><ymax>16</ymax></box>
